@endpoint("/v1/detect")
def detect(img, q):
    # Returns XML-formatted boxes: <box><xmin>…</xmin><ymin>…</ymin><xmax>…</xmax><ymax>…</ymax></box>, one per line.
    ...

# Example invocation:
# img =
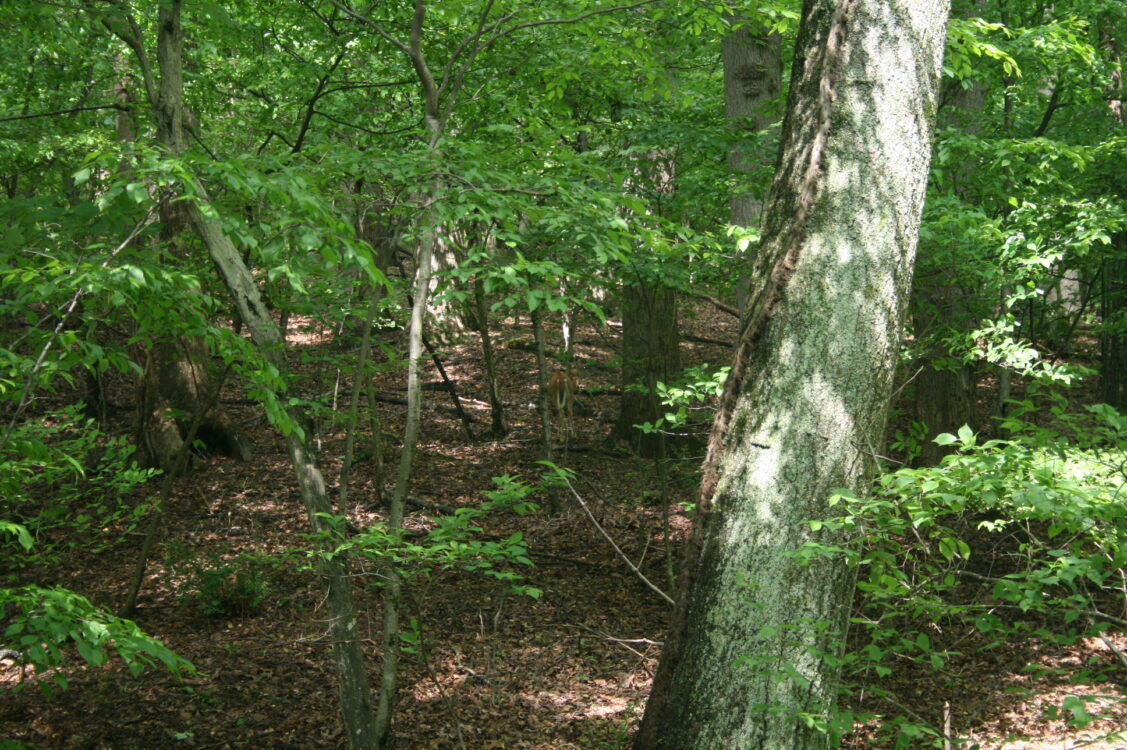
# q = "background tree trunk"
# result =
<box><xmin>634</xmin><ymin>0</ymin><xmax>950</xmax><ymax>747</ymax></box>
<box><xmin>724</xmin><ymin>20</ymin><xmax>782</xmax><ymax>313</ymax></box>
<box><xmin>1099</xmin><ymin>27</ymin><xmax>1125</xmax><ymax>410</ymax></box>
<box><xmin>1101</xmin><ymin>238</ymin><xmax>1127</xmax><ymax>410</ymax></box>
<box><xmin>113</xmin><ymin>4</ymin><xmax>379</xmax><ymax>745</ymax></box>
<box><xmin>609</xmin><ymin>282</ymin><xmax>679</xmax><ymax>457</ymax></box>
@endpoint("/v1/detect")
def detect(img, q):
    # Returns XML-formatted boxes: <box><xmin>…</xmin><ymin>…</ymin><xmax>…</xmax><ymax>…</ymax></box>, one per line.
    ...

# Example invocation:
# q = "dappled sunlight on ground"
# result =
<box><xmin>3</xmin><ymin>302</ymin><xmax>1125</xmax><ymax>748</ymax></box>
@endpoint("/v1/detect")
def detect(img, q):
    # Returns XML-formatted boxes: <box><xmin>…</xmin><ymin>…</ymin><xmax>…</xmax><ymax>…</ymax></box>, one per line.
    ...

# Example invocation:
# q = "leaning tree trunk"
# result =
<box><xmin>109</xmin><ymin>4</ymin><xmax>378</xmax><ymax>746</ymax></box>
<box><xmin>634</xmin><ymin>1</ymin><xmax>950</xmax><ymax>748</ymax></box>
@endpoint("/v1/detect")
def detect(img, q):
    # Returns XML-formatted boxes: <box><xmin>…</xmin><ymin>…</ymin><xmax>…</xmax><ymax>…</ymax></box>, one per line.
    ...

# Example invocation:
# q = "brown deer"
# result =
<box><xmin>546</xmin><ymin>372</ymin><xmax>577</xmax><ymax>444</ymax></box>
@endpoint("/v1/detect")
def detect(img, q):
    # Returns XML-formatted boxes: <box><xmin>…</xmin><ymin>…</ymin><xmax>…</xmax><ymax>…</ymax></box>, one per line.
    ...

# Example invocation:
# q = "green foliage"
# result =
<box><xmin>185</xmin><ymin>554</ymin><xmax>275</xmax><ymax>619</ymax></box>
<box><xmin>634</xmin><ymin>364</ymin><xmax>729</xmax><ymax>437</ymax></box>
<box><xmin>325</xmin><ymin>475</ymin><xmax>541</xmax><ymax>600</ymax></box>
<box><xmin>1</xmin><ymin>585</ymin><xmax>193</xmax><ymax>695</ymax></box>
<box><xmin>944</xmin><ymin>17</ymin><xmax>1020</xmax><ymax>81</ymax></box>
<box><xmin>0</xmin><ymin>405</ymin><xmax>158</xmax><ymax>572</ymax></box>
<box><xmin>797</xmin><ymin>401</ymin><xmax>1127</xmax><ymax>746</ymax></box>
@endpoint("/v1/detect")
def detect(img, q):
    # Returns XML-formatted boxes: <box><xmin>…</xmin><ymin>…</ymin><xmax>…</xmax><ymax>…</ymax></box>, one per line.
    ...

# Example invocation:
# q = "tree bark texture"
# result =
<box><xmin>635</xmin><ymin>1</ymin><xmax>949</xmax><ymax>748</ymax></box>
<box><xmin>610</xmin><ymin>280</ymin><xmax>680</xmax><ymax>457</ymax></box>
<box><xmin>724</xmin><ymin>21</ymin><xmax>783</xmax><ymax>313</ymax></box>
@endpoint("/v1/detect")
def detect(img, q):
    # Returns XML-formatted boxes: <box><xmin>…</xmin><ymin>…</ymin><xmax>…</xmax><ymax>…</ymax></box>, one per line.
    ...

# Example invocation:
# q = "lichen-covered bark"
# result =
<box><xmin>635</xmin><ymin>1</ymin><xmax>950</xmax><ymax>748</ymax></box>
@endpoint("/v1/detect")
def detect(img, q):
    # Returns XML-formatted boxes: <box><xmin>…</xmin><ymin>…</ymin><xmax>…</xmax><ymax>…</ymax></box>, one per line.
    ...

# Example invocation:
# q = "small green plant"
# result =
<box><xmin>1</xmin><ymin>584</ymin><xmax>193</xmax><ymax>696</ymax></box>
<box><xmin>323</xmin><ymin>474</ymin><xmax>541</xmax><ymax>599</ymax></box>
<box><xmin>889</xmin><ymin>419</ymin><xmax>928</xmax><ymax>464</ymax></box>
<box><xmin>635</xmin><ymin>364</ymin><xmax>729</xmax><ymax>437</ymax></box>
<box><xmin>189</xmin><ymin>554</ymin><xmax>273</xmax><ymax>618</ymax></box>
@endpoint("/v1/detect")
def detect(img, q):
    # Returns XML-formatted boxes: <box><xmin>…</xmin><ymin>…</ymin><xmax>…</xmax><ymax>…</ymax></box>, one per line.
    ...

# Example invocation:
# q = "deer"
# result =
<box><xmin>546</xmin><ymin>371</ymin><xmax>577</xmax><ymax>445</ymax></box>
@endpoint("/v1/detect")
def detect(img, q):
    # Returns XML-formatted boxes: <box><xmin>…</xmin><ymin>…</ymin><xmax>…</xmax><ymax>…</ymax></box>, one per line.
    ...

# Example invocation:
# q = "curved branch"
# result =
<box><xmin>0</xmin><ymin>103</ymin><xmax>127</xmax><ymax>123</ymax></box>
<box><xmin>97</xmin><ymin>4</ymin><xmax>157</xmax><ymax>106</ymax></box>
<box><xmin>292</xmin><ymin>49</ymin><xmax>348</xmax><ymax>153</ymax></box>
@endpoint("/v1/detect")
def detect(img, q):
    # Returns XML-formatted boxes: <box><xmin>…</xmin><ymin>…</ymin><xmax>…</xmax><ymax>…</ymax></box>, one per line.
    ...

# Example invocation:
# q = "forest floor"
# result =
<box><xmin>2</xmin><ymin>303</ymin><xmax>1126</xmax><ymax>749</ymax></box>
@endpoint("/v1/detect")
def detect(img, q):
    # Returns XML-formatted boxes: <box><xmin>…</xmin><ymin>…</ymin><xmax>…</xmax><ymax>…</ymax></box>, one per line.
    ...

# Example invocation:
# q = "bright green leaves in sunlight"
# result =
<box><xmin>799</xmin><ymin>396</ymin><xmax>1127</xmax><ymax>746</ymax></box>
<box><xmin>2</xmin><ymin>586</ymin><xmax>194</xmax><ymax>695</ymax></box>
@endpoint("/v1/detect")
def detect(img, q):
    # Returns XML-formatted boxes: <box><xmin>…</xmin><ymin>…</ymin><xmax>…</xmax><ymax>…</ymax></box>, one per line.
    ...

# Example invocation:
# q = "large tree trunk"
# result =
<box><xmin>135</xmin><ymin>335</ymin><xmax>252</xmax><ymax>471</ymax></box>
<box><xmin>613</xmin><ymin>147</ymin><xmax>681</xmax><ymax>457</ymax></box>
<box><xmin>912</xmin><ymin>358</ymin><xmax>975</xmax><ymax>464</ymax></box>
<box><xmin>634</xmin><ymin>1</ymin><xmax>949</xmax><ymax>748</ymax></box>
<box><xmin>910</xmin><ymin>282</ymin><xmax>977</xmax><ymax>466</ymax></box>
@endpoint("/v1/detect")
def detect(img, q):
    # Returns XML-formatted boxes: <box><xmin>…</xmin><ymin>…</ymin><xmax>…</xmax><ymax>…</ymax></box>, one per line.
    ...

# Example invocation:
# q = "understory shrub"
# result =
<box><xmin>1</xmin><ymin>584</ymin><xmax>193</xmax><ymax>695</ymax></box>
<box><xmin>1</xmin><ymin>404</ymin><xmax>157</xmax><ymax>573</ymax></box>
<box><xmin>795</xmin><ymin>397</ymin><xmax>1127</xmax><ymax>747</ymax></box>
<box><xmin>187</xmin><ymin>554</ymin><xmax>275</xmax><ymax>619</ymax></box>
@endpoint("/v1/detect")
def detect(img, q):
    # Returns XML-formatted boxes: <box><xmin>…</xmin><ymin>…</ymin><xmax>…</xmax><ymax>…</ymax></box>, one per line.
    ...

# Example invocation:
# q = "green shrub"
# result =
<box><xmin>1</xmin><ymin>404</ymin><xmax>157</xmax><ymax>572</ymax></box>
<box><xmin>189</xmin><ymin>554</ymin><xmax>273</xmax><ymax>618</ymax></box>
<box><xmin>796</xmin><ymin>399</ymin><xmax>1127</xmax><ymax>747</ymax></box>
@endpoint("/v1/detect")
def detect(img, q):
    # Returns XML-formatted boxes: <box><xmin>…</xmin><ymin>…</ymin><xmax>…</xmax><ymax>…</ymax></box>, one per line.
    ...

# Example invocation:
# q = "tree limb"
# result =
<box><xmin>0</xmin><ymin>104</ymin><xmax>127</xmax><ymax>123</ymax></box>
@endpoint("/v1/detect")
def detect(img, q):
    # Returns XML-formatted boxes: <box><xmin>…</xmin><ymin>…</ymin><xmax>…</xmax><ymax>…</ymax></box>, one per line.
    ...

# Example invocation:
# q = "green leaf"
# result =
<box><xmin>125</xmin><ymin>182</ymin><xmax>149</xmax><ymax>203</ymax></box>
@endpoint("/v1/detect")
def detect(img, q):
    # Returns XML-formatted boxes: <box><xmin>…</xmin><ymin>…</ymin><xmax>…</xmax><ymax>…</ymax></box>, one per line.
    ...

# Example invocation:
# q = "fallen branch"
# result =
<box><xmin>561</xmin><ymin>475</ymin><xmax>674</xmax><ymax>607</ymax></box>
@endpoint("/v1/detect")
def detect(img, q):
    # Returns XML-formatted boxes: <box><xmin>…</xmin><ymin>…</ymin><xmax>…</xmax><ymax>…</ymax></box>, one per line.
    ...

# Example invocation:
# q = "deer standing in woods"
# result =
<box><xmin>547</xmin><ymin>372</ymin><xmax>577</xmax><ymax>445</ymax></box>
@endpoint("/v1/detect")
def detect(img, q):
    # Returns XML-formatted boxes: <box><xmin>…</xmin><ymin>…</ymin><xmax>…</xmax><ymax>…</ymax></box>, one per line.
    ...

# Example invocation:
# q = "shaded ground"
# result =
<box><xmin>2</xmin><ymin>304</ymin><xmax>1125</xmax><ymax>749</ymax></box>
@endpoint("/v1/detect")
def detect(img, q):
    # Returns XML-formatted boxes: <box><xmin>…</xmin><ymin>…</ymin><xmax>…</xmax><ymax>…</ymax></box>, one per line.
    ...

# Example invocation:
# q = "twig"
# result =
<box><xmin>569</xmin><ymin>623</ymin><xmax>662</xmax><ymax>660</ymax></box>
<box><xmin>560</xmin><ymin>475</ymin><xmax>674</xmax><ymax>606</ymax></box>
<box><xmin>0</xmin><ymin>103</ymin><xmax>127</xmax><ymax>122</ymax></box>
<box><xmin>1099</xmin><ymin>632</ymin><xmax>1127</xmax><ymax>672</ymax></box>
<box><xmin>1091</xmin><ymin>609</ymin><xmax>1127</xmax><ymax>628</ymax></box>
<box><xmin>422</xmin><ymin>334</ymin><xmax>476</xmax><ymax>441</ymax></box>
<box><xmin>879</xmin><ymin>694</ymin><xmax>963</xmax><ymax>748</ymax></box>
<box><xmin>683</xmin><ymin>332</ymin><xmax>734</xmax><ymax>347</ymax></box>
<box><xmin>419</xmin><ymin>639</ymin><xmax>467</xmax><ymax>750</ymax></box>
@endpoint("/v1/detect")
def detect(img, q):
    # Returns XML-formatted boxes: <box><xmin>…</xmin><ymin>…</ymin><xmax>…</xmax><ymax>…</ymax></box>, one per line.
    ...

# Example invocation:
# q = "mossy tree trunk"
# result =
<box><xmin>634</xmin><ymin>1</ymin><xmax>950</xmax><ymax>747</ymax></box>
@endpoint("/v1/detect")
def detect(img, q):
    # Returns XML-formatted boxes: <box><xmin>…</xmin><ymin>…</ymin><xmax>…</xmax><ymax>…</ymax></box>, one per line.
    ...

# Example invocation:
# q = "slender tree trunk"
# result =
<box><xmin>115</xmin><ymin>4</ymin><xmax>378</xmax><ymax>746</ymax></box>
<box><xmin>376</xmin><ymin>191</ymin><xmax>439</xmax><ymax>746</ymax></box>
<box><xmin>635</xmin><ymin>1</ymin><xmax>949</xmax><ymax>747</ymax></box>
<box><xmin>531</xmin><ymin>306</ymin><xmax>562</xmax><ymax>512</ymax></box>
<box><xmin>339</xmin><ymin>285</ymin><xmax>383</xmax><ymax>516</ymax></box>
<box><xmin>473</xmin><ymin>276</ymin><xmax>507</xmax><ymax>437</ymax></box>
